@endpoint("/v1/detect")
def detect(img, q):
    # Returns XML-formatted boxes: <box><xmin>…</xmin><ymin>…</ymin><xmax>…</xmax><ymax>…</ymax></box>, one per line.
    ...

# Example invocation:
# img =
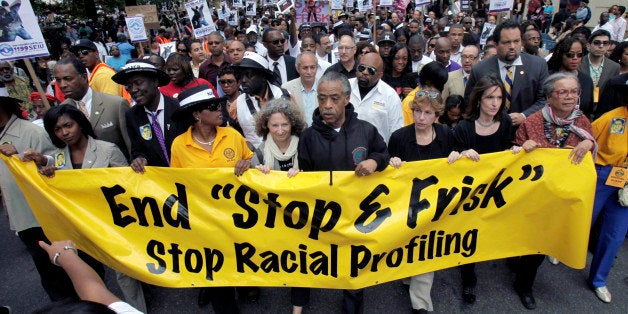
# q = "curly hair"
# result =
<box><xmin>254</xmin><ymin>99</ymin><xmax>306</xmax><ymax>139</ymax></box>
<box><xmin>546</xmin><ymin>36</ymin><xmax>588</xmax><ymax>72</ymax></box>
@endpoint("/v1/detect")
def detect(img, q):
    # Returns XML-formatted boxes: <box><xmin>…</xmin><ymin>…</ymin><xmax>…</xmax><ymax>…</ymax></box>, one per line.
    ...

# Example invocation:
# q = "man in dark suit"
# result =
<box><xmin>109</xmin><ymin>60</ymin><xmax>186</xmax><ymax>311</ymax></box>
<box><xmin>263</xmin><ymin>28</ymin><xmax>299</xmax><ymax>85</ymax></box>
<box><xmin>464</xmin><ymin>20</ymin><xmax>549</xmax><ymax>127</ymax></box>
<box><xmin>55</xmin><ymin>57</ymin><xmax>131</xmax><ymax>159</ymax></box>
<box><xmin>112</xmin><ymin>61</ymin><xmax>186</xmax><ymax>172</ymax></box>
<box><xmin>578</xmin><ymin>29</ymin><xmax>620</xmax><ymax>113</ymax></box>
<box><xmin>462</xmin><ymin>20</ymin><xmax>549</xmax><ymax>310</ymax></box>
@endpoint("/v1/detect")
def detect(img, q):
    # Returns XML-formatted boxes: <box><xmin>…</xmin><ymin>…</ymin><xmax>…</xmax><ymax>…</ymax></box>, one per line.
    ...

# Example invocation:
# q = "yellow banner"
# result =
<box><xmin>2</xmin><ymin>149</ymin><xmax>595</xmax><ymax>289</ymax></box>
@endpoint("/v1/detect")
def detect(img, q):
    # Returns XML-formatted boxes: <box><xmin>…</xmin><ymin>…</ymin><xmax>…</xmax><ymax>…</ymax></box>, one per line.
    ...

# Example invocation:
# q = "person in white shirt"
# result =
<box><xmin>610</xmin><ymin>5</ymin><xmax>626</xmax><ymax>42</ymax></box>
<box><xmin>348</xmin><ymin>52</ymin><xmax>403</xmax><ymax>143</ymax></box>
<box><xmin>408</xmin><ymin>35</ymin><xmax>433</xmax><ymax>73</ymax></box>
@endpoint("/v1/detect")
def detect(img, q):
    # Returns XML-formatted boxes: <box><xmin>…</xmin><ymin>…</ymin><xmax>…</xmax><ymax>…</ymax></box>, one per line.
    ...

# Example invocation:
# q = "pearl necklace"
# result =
<box><xmin>475</xmin><ymin>119</ymin><xmax>496</xmax><ymax>128</ymax></box>
<box><xmin>193</xmin><ymin>135</ymin><xmax>215</xmax><ymax>145</ymax></box>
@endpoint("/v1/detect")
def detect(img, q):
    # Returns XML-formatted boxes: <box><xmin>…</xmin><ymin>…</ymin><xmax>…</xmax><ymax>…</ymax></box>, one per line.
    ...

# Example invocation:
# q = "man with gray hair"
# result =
<box><xmin>296</xmin><ymin>70</ymin><xmax>389</xmax><ymax>314</ymax></box>
<box><xmin>282</xmin><ymin>52</ymin><xmax>319</xmax><ymax>125</ymax></box>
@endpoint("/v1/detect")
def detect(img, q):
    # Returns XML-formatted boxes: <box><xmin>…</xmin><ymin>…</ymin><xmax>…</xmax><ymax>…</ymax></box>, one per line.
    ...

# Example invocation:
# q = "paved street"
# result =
<box><xmin>1</xmin><ymin>210</ymin><xmax>626</xmax><ymax>313</ymax></box>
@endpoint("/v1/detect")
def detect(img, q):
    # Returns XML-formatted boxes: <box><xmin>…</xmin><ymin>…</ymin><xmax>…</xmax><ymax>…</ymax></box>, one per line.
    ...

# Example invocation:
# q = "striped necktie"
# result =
<box><xmin>504</xmin><ymin>65</ymin><xmax>514</xmax><ymax>109</ymax></box>
<box><xmin>463</xmin><ymin>74</ymin><xmax>469</xmax><ymax>86</ymax></box>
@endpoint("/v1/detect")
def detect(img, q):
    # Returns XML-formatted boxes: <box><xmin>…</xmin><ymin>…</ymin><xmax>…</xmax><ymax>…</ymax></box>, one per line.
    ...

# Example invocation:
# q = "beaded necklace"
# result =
<box><xmin>543</xmin><ymin>121</ymin><xmax>571</xmax><ymax>147</ymax></box>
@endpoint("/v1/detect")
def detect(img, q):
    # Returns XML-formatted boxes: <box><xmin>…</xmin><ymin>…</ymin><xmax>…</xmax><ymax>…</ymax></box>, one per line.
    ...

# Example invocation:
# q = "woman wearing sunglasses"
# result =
<box><xmin>547</xmin><ymin>37</ymin><xmax>594</xmax><ymax>117</ymax></box>
<box><xmin>170</xmin><ymin>85</ymin><xmax>252</xmax><ymax>312</ymax></box>
<box><xmin>388</xmin><ymin>90</ymin><xmax>457</xmax><ymax>313</ymax></box>
<box><xmin>448</xmin><ymin>74</ymin><xmax>514</xmax><ymax>306</ymax></box>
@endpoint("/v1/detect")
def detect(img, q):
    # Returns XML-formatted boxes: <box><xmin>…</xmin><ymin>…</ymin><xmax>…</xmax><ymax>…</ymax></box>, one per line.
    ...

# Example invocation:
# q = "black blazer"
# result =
<box><xmin>464</xmin><ymin>54</ymin><xmax>549</xmax><ymax>117</ymax></box>
<box><xmin>284</xmin><ymin>55</ymin><xmax>300</xmax><ymax>83</ymax></box>
<box><xmin>125</xmin><ymin>96</ymin><xmax>186</xmax><ymax>166</ymax></box>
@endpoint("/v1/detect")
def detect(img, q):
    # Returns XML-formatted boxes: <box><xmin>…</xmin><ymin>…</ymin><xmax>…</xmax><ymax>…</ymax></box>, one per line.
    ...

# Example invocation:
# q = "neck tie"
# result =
<box><xmin>463</xmin><ymin>74</ymin><xmax>469</xmax><ymax>86</ymax></box>
<box><xmin>147</xmin><ymin>110</ymin><xmax>169</xmax><ymax>166</ymax></box>
<box><xmin>504</xmin><ymin>65</ymin><xmax>514</xmax><ymax>109</ymax></box>
<box><xmin>77</xmin><ymin>100</ymin><xmax>89</xmax><ymax>118</ymax></box>
<box><xmin>272</xmin><ymin>61</ymin><xmax>281</xmax><ymax>84</ymax></box>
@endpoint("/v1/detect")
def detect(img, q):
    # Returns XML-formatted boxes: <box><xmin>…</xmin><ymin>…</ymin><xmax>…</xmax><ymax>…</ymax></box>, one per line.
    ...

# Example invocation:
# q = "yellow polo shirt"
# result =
<box><xmin>170</xmin><ymin>126</ymin><xmax>253</xmax><ymax>168</ymax></box>
<box><xmin>592</xmin><ymin>106</ymin><xmax>628</xmax><ymax>167</ymax></box>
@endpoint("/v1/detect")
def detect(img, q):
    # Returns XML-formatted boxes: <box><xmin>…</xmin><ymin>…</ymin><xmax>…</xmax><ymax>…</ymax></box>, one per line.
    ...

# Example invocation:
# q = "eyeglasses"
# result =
<box><xmin>266</xmin><ymin>38</ymin><xmax>286</xmax><ymax>45</ymax></box>
<box><xmin>357</xmin><ymin>64</ymin><xmax>377</xmax><ymax>75</ymax></box>
<box><xmin>76</xmin><ymin>49</ymin><xmax>91</xmax><ymax>56</ymax></box>
<box><xmin>338</xmin><ymin>46</ymin><xmax>355</xmax><ymax>51</ymax></box>
<box><xmin>592</xmin><ymin>40</ymin><xmax>610</xmax><ymax>46</ymax></box>
<box><xmin>565</xmin><ymin>52</ymin><xmax>584</xmax><ymax>58</ymax></box>
<box><xmin>416</xmin><ymin>90</ymin><xmax>440</xmax><ymax>99</ymax></box>
<box><xmin>461</xmin><ymin>55</ymin><xmax>478</xmax><ymax>60</ymax></box>
<box><xmin>0</xmin><ymin>67</ymin><xmax>12</xmax><ymax>72</ymax></box>
<box><xmin>428</xmin><ymin>44</ymin><xmax>436</xmax><ymax>48</ymax></box>
<box><xmin>552</xmin><ymin>88</ymin><xmax>581</xmax><ymax>98</ymax></box>
<box><xmin>219</xmin><ymin>79</ymin><xmax>236</xmax><ymax>85</ymax></box>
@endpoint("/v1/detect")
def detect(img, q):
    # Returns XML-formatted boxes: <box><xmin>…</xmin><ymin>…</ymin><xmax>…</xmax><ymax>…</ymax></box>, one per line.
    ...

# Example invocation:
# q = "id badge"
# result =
<box><xmin>605</xmin><ymin>166</ymin><xmax>628</xmax><ymax>188</ymax></box>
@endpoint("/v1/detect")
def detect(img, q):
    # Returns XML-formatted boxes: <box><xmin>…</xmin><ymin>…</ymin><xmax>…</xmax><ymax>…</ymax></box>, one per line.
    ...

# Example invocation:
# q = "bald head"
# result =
<box><xmin>434</xmin><ymin>37</ymin><xmax>452</xmax><ymax>65</ymax></box>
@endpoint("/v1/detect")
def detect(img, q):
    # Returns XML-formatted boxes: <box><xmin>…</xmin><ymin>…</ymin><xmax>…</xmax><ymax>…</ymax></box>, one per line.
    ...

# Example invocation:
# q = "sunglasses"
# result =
<box><xmin>76</xmin><ymin>49</ymin><xmax>91</xmax><ymax>56</ymax></box>
<box><xmin>416</xmin><ymin>90</ymin><xmax>440</xmax><ymax>99</ymax></box>
<box><xmin>204</xmin><ymin>103</ymin><xmax>223</xmax><ymax>112</ymax></box>
<box><xmin>428</xmin><ymin>44</ymin><xmax>436</xmax><ymax>48</ymax></box>
<box><xmin>219</xmin><ymin>79</ymin><xmax>236</xmax><ymax>85</ymax></box>
<box><xmin>357</xmin><ymin>64</ymin><xmax>377</xmax><ymax>75</ymax></box>
<box><xmin>266</xmin><ymin>38</ymin><xmax>286</xmax><ymax>45</ymax></box>
<box><xmin>565</xmin><ymin>52</ymin><xmax>584</xmax><ymax>58</ymax></box>
<box><xmin>592</xmin><ymin>40</ymin><xmax>610</xmax><ymax>46</ymax></box>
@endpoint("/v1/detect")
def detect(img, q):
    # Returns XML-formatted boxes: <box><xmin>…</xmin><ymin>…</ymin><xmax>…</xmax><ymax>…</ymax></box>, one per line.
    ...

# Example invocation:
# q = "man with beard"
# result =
<box><xmin>408</xmin><ymin>35</ymin><xmax>433</xmax><ymax>73</ymax></box>
<box><xmin>233</xmin><ymin>52</ymin><xmax>292</xmax><ymax>149</ymax></box>
<box><xmin>0</xmin><ymin>60</ymin><xmax>30</xmax><ymax>108</ymax></box>
<box><xmin>111</xmin><ymin>61</ymin><xmax>186</xmax><ymax>311</ymax></box>
<box><xmin>348</xmin><ymin>52</ymin><xmax>403</xmax><ymax>143</ymax></box>
<box><xmin>521</xmin><ymin>28</ymin><xmax>545</xmax><ymax>58</ymax></box>
<box><xmin>464</xmin><ymin>20</ymin><xmax>548</xmax><ymax>127</ymax></box>
<box><xmin>314</xmin><ymin>32</ymin><xmax>335</xmax><ymax>64</ymax></box>
<box><xmin>105</xmin><ymin>45</ymin><xmax>131</xmax><ymax>72</ymax></box>
<box><xmin>296</xmin><ymin>71</ymin><xmax>389</xmax><ymax>314</ymax></box>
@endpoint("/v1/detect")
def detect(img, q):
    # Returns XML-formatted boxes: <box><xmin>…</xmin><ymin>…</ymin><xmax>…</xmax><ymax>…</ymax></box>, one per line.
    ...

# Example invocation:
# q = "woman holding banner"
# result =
<box><xmin>511</xmin><ymin>72</ymin><xmax>595</xmax><ymax>309</ymax></box>
<box><xmin>388</xmin><ymin>90</ymin><xmax>456</xmax><ymax>313</ymax></box>
<box><xmin>587</xmin><ymin>77</ymin><xmax>628</xmax><ymax>304</ymax></box>
<box><xmin>250</xmin><ymin>98</ymin><xmax>306</xmax><ymax>313</ymax></box>
<box><xmin>170</xmin><ymin>85</ymin><xmax>252</xmax><ymax>311</ymax></box>
<box><xmin>448</xmin><ymin>74</ymin><xmax>513</xmax><ymax>306</ymax></box>
<box><xmin>251</xmin><ymin>98</ymin><xmax>305</xmax><ymax>177</ymax></box>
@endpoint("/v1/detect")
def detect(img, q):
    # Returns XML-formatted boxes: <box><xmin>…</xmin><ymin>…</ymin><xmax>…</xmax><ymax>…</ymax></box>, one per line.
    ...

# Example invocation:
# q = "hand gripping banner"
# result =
<box><xmin>2</xmin><ymin>149</ymin><xmax>595</xmax><ymax>289</ymax></box>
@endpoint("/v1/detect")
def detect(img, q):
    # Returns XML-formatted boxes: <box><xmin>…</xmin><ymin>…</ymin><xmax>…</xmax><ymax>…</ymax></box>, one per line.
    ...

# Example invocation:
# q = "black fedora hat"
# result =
<box><xmin>172</xmin><ymin>85</ymin><xmax>228</xmax><ymax>122</ymax></box>
<box><xmin>112</xmin><ymin>61</ymin><xmax>170</xmax><ymax>86</ymax></box>
<box><xmin>231</xmin><ymin>51</ymin><xmax>275</xmax><ymax>80</ymax></box>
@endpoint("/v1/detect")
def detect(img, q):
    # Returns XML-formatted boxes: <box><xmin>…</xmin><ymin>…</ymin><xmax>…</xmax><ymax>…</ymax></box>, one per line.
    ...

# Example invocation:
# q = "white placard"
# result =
<box><xmin>479</xmin><ymin>22</ymin><xmax>496</xmax><ymax>46</ymax></box>
<box><xmin>380</xmin><ymin>0</ymin><xmax>393</xmax><ymax>6</ymax></box>
<box><xmin>125</xmin><ymin>16</ymin><xmax>148</xmax><ymax>43</ymax></box>
<box><xmin>331</xmin><ymin>0</ymin><xmax>343</xmax><ymax>10</ymax></box>
<box><xmin>185</xmin><ymin>0</ymin><xmax>216</xmax><ymax>38</ymax></box>
<box><xmin>245</xmin><ymin>0</ymin><xmax>257</xmax><ymax>16</ymax></box>
<box><xmin>217</xmin><ymin>2</ymin><xmax>230</xmax><ymax>21</ymax></box>
<box><xmin>159</xmin><ymin>42</ymin><xmax>176</xmax><ymax>60</ymax></box>
<box><xmin>233</xmin><ymin>0</ymin><xmax>243</xmax><ymax>8</ymax></box>
<box><xmin>415</xmin><ymin>0</ymin><xmax>431</xmax><ymax>6</ymax></box>
<box><xmin>357</xmin><ymin>0</ymin><xmax>373</xmax><ymax>12</ymax></box>
<box><xmin>276</xmin><ymin>0</ymin><xmax>294</xmax><ymax>15</ymax></box>
<box><xmin>0</xmin><ymin>0</ymin><xmax>50</xmax><ymax>61</ymax></box>
<box><xmin>227</xmin><ymin>10</ymin><xmax>239</xmax><ymax>26</ymax></box>
<box><xmin>489</xmin><ymin>0</ymin><xmax>514</xmax><ymax>13</ymax></box>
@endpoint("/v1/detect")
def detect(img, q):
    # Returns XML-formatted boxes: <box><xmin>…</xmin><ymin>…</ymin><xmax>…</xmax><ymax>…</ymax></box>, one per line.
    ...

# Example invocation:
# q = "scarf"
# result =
<box><xmin>263</xmin><ymin>135</ymin><xmax>299</xmax><ymax>170</ymax></box>
<box><xmin>541</xmin><ymin>104</ymin><xmax>598</xmax><ymax>158</ymax></box>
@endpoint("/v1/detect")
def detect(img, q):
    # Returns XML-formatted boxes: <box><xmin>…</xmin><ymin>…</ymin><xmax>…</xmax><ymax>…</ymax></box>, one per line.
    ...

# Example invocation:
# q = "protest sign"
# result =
<box><xmin>480</xmin><ymin>22</ymin><xmax>496</xmax><ymax>45</ymax></box>
<box><xmin>3</xmin><ymin>150</ymin><xmax>595</xmax><ymax>289</ymax></box>
<box><xmin>185</xmin><ymin>0</ymin><xmax>216</xmax><ymax>38</ymax></box>
<box><xmin>489</xmin><ymin>0</ymin><xmax>514</xmax><ymax>13</ymax></box>
<box><xmin>295</xmin><ymin>1</ymin><xmax>329</xmax><ymax>24</ymax></box>
<box><xmin>125</xmin><ymin>16</ymin><xmax>148</xmax><ymax>43</ymax></box>
<box><xmin>0</xmin><ymin>0</ymin><xmax>49</xmax><ymax>61</ymax></box>
<box><xmin>125</xmin><ymin>5</ymin><xmax>159</xmax><ymax>29</ymax></box>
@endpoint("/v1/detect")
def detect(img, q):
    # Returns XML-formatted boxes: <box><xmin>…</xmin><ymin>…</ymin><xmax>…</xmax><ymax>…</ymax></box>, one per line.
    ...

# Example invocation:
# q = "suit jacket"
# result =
<box><xmin>442</xmin><ymin>69</ymin><xmax>466</xmax><ymax>101</ymax></box>
<box><xmin>464</xmin><ymin>54</ymin><xmax>549</xmax><ymax>116</ymax></box>
<box><xmin>269</xmin><ymin>55</ymin><xmax>300</xmax><ymax>84</ymax></box>
<box><xmin>125</xmin><ymin>95</ymin><xmax>186</xmax><ymax>167</ymax></box>
<box><xmin>62</xmin><ymin>91</ymin><xmax>131</xmax><ymax>159</ymax></box>
<box><xmin>48</xmin><ymin>136</ymin><xmax>128</xmax><ymax>169</ymax></box>
<box><xmin>578</xmin><ymin>56</ymin><xmax>620</xmax><ymax>92</ymax></box>
<box><xmin>282</xmin><ymin>78</ymin><xmax>307</xmax><ymax>115</ymax></box>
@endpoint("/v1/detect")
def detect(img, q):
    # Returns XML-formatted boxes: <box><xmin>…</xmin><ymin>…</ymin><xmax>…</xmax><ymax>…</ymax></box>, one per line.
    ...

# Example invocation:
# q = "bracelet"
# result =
<box><xmin>52</xmin><ymin>246</ymin><xmax>78</xmax><ymax>266</ymax></box>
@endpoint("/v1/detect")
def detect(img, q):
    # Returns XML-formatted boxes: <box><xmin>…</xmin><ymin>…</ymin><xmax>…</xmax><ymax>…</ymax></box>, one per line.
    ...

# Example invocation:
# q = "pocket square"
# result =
<box><xmin>100</xmin><ymin>121</ymin><xmax>114</xmax><ymax>129</ymax></box>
